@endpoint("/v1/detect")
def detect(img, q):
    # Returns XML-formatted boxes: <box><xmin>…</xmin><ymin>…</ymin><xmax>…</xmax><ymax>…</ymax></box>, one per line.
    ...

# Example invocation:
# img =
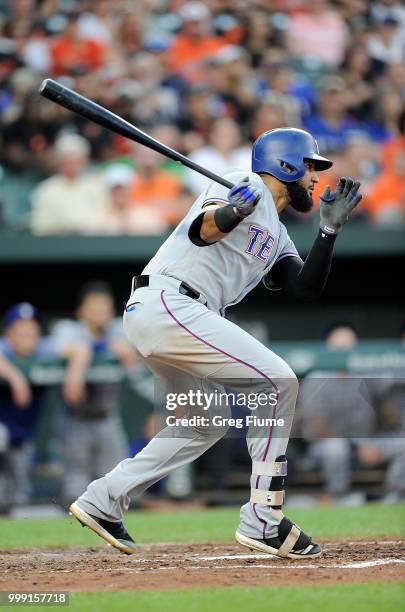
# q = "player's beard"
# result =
<box><xmin>286</xmin><ymin>181</ymin><xmax>313</xmax><ymax>212</ymax></box>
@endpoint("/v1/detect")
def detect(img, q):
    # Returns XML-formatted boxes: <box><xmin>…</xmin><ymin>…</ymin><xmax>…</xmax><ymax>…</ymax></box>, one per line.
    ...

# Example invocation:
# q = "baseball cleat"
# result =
<box><xmin>69</xmin><ymin>502</ymin><xmax>137</xmax><ymax>555</ymax></box>
<box><xmin>235</xmin><ymin>517</ymin><xmax>322</xmax><ymax>560</ymax></box>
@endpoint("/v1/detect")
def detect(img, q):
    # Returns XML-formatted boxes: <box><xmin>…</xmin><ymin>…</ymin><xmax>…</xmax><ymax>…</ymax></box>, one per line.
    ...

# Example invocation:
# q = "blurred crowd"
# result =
<box><xmin>0</xmin><ymin>284</ymin><xmax>140</xmax><ymax>509</ymax></box>
<box><xmin>0</xmin><ymin>295</ymin><xmax>404</xmax><ymax>512</ymax></box>
<box><xmin>0</xmin><ymin>0</ymin><xmax>404</xmax><ymax>234</ymax></box>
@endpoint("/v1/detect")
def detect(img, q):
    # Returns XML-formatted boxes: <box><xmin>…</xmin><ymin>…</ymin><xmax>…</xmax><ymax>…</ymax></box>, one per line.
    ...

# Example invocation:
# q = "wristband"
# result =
<box><xmin>319</xmin><ymin>227</ymin><xmax>338</xmax><ymax>242</ymax></box>
<box><xmin>214</xmin><ymin>206</ymin><xmax>242</xmax><ymax>233</ymax></box>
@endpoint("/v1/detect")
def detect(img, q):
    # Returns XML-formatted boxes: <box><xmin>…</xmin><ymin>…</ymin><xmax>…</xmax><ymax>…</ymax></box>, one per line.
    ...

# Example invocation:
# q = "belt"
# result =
<box><xmin>133</xmin><ymin>275</ymin><xmax>204</xmax><ymax>302</ymax></box>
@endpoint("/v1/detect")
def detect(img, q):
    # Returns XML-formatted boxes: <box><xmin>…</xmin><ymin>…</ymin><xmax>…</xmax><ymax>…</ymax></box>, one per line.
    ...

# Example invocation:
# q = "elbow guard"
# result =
<box><xmin>188</xmin><ymin>213</ymin><xmax>212</xmax><ymax>247</ymax></box>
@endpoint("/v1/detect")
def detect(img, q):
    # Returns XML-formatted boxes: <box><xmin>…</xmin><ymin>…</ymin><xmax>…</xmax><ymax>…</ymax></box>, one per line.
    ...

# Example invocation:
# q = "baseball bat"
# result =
<box><xmin>39</xmin><ymin>78</ymin><xmax>234</xmax><ymax>189</ymax></box>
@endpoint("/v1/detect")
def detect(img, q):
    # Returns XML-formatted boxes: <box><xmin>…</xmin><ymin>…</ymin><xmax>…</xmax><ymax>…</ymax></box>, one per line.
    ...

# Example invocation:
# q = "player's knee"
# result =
<box><xmin>270</xmin><ymin>362</ymin><xmax>299</xmax><ymax>400</ymax></box>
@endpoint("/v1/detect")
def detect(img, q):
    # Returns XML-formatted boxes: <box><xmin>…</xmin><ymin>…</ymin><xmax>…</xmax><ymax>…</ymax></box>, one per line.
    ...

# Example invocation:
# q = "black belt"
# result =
<box><xmin>133</xmin><ymin>275</ymin><xmax>203</xmax><ymax>301</ymax></box>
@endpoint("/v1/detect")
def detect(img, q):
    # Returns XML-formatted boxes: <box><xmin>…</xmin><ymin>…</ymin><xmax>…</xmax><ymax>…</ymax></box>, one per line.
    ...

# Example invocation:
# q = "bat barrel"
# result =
<box><xmin>39</xmin><ymin>79</ymin><xmax>234</xmax><ymax>190</ymax></box>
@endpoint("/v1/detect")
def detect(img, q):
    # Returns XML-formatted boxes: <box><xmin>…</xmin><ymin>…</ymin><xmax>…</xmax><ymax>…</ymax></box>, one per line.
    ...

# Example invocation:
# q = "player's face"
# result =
<box><xmin>6</xmin><ymin>319</ymin><xmax>40</xmax><ymax>356</ymax></box>
<box><xmin>287</xmin><ymin>162</ymin><xmax>319</xmax><ymax>212</ymax></box>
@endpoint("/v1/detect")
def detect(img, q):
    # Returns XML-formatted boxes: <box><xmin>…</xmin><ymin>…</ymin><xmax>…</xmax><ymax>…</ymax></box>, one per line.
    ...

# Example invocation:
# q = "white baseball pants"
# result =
<box><xmin>77</xmin><ymin>275</ymin><xmax>298</xmax><ymax>539</ymax></box>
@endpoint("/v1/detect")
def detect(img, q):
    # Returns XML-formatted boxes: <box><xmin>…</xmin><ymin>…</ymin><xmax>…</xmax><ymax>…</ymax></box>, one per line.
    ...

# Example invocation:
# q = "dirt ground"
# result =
<box><xmin>1</xmin><ymin>539</ymin><xmax>404</xmax><ymax>592</ymax></box>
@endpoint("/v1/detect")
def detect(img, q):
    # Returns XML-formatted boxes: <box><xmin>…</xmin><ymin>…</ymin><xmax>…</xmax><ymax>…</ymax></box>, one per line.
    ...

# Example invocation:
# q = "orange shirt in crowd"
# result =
<box><xmin>50</xmin><ymin>37</ymin><xmax>105</xmax><ymax>75</ymax></box>
<box><xmin>130</xmin><ymin>170</ymin><xmax>184</xmax><ymax>225</ymax></box>
<box><xmin>168</xmin><ymin>35</ymin><xmax>225</xmax><ymax>82</ymax></box>
<box><xmin>382</xmin><ymin>136</ymin><xmax>405</xmax><ymax>172</ymax></box>
<box><xmin>363</xmin><ymin>172</ymin><xmax>405</xmax><ymax>222</ymax></box>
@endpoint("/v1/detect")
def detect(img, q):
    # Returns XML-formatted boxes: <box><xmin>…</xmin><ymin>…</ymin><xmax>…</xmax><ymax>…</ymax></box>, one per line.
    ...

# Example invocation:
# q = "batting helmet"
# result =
<box><xmin>251</xmin><ymin>128</ymin><xmax>332</xmax><ymax>183</ymax></box>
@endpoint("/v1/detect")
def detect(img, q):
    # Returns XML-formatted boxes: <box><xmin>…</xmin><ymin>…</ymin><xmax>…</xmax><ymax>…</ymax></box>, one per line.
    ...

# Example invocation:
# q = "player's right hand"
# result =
<box><xmin>319</xmin><ymin>176</ymin><xmax>362</xmax><ymax>235</ymax></box>
<box><xmin>228</xmin><ymin>177</ymin><xmax>261</xmax><ymax>218</ymax></box>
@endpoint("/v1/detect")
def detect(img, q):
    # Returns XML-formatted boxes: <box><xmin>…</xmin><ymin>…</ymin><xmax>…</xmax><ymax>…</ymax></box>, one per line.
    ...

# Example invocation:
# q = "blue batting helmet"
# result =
<box><xmin>251</xmin><ymin>128</ymin><xmax>332</xmax><ymax>183</ymax></box>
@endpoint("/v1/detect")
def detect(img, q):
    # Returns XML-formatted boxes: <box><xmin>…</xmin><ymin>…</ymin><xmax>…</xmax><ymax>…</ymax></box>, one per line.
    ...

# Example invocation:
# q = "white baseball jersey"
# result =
<box><xmin>143</xmin><ymin>169</ymin><xmax>300</xmax><ymax>315</ymax></box>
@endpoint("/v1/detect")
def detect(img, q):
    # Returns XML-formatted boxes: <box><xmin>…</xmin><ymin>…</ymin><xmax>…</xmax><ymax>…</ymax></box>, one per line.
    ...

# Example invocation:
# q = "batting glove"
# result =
<box><xmin>228</xmin><ymin>177</ymin><xmax>261</xmax><ymax>218</ymax></box>
<box><xmin>319</xmin><ymin>176</ymin><xmax>362</xmax><ymax>235</ymax></box>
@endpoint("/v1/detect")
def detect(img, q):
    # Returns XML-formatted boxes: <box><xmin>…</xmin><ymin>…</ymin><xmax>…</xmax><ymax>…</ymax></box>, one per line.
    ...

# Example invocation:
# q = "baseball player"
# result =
<box><xmin>70</xmin><ymin>128</ymin><xmax>362</xmax><ymax>559</ymax></box>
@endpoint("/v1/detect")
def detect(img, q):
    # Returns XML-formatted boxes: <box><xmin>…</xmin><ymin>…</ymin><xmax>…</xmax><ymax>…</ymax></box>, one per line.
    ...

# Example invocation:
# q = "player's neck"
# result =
<box><xmin>259</xmin><ymin>174</ymin><xmax>289</xmax><ymax>215</ymax></box>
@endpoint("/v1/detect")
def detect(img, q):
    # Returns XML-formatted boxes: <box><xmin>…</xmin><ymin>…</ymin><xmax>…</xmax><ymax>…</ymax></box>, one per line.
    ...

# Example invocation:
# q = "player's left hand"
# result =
<box><xmin>319</xmin><ymin>177</ymin><xmax>362</xmax><ymax>235</ymax></box>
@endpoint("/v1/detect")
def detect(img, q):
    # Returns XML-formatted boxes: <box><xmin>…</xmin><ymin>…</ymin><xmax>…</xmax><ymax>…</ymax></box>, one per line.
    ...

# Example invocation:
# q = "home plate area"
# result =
<box><xmin>1</xmin><ymin>539</ymin><xmax>404</xmax><ymax>592</ymax></box>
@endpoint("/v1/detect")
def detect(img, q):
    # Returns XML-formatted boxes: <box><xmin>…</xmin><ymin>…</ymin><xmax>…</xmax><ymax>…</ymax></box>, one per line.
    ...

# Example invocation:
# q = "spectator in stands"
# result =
<box><xmin>21</xmin><ymin>20</ymin><xmax>52</xmax><ymax>74</ymax></box>
<box><xmin>250</xmin><ymin>92</ymin><xmax>301</xmax><ymax>141</ymax></box>
<box><xmin>115</xmin><ymin>9</ymin><xmax>145</xmax><ymax>59</ymax></box>
<box><xmin>77</xmin><ymin>0</ymin><xmax>114</xmax><ymax>46</ymax></box>
<box><xmin>341</xmin><ymin>45</ymin><xmax>375</xmax><ymax>121</ymax></box>
<box><xmin>298</xmin><ymin>323</ymin><xmax>376</xmax><ymax>503</ymax></box>
<box><xmin>49</xmin><ymin>10</ymin><xmax>106</xmax><ymax>76</ymax></box>
<box><xmin>168</xmin><ymin>1</ymin><xmax>225</xmax><ymax>84</ymax></box>
<box><xmin>367</xmin><ymin>16</ymin><xmax>405</xmax><ymax>67</ymax></box>
<box><xmin>324</xmin><ymin>322</ymin><xmax>359</xmax><ymax>349</ymax></box>
<box><xmin>129</xmin><ymin>52</ymin><xmax>181</xmax><ymax>125</ymax></box>
<box><xmin>177</xmin><ymin>84</ymin><xmax>221</xmax><ymax>142</ymax></box>
<box><xmin>384</xmin><ymin>62</ymin><xmax>405</xmax><ymax>101</ymax></box>
<box><xmin>300</xmin><ymin>322</ymin><xmax>405</xmax><ymax>501</ymax></box>
<box><xmin>354</xmin><ymin>337</ymin><xmax>405</xmax><ymax>501</ymax></box>
<box><xmin>303</xmin><ymin>75</ymin><xmax>359</xmax><ymax>152</ymax></box>
<box><xmin>0</xmin><ymin>302</ymin><xmax>89</xmax><ymax>507</ymax></box>
<box><xmin>363</xmin><ymin>148</ymin><xmax>405</xmax><ymax>225</ymax></box>
<box><xmin>242</xmin><ymin>7</ymin><xmax>276</xmax><ymax>68</ymax></box>
<box><xmin>371</xmin><ymin>89</ymin><xmax>405</xmax><ymax>142</ymax></box>
<box><xmin>204</xmin><ymin>45</ymin><xmax>256</xmax><ymax>125</ymax></box>
<box><xmin>371</xmin><ymin>0</ymin><xmax>405</xmax><ymax>33</ymax></box>
<box><xmin>130</xmin><ymin>142</ymin><xmax>192</xmax><ymax>228</ymax></box>
<box><xmin>381</xmin><ymin>107</ymin><xmax>405</xmax><ymax>171</ymax></box>
<box><xmin>30</xmin><ymin>134</ymin><xmax>110</xmax><ymax>235</ymax></box>
<box><xmin>52</xmin><ymin>281</ymin><xmax>137</xmax><ymax>505</ymax></box>
<box><xmin>256</xmin><ymin>50</ymin><xmax>313</xmax><ymax>119</ymax></box>
<box><xmin>0</xmin><ymin>0</ymin><xmax>403</xmax><ymax>235</ymax></box>
<box><xmin>1</xmin><ymin>0</ymin><xmax>36</xmax><ymax>41</ymax></box>
<box><xmin>286</xmin><ymin>0</ymin><xmax>349</xmax><ymax>68</ymax></box>
<box><xmin>86</xmin><ymin>164</ymin><xmax>168</xmax><ymax>235</ymax></box>
<box><xmin>0</xmin><ymin>96</ymin><xmax>48</xmax><ymax>230</ymax></box>
<box><xmin>185</xmin><ymin>117</ymin><xmax>251</xmax><ymax>195</ymax></box>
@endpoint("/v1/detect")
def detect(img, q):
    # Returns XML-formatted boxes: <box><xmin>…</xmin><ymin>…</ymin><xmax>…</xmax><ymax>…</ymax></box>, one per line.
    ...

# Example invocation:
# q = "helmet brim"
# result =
<box><xmin>304</xmin><ymin>154</ymin><xmax>333</xmax><ymax>171</ymax></box>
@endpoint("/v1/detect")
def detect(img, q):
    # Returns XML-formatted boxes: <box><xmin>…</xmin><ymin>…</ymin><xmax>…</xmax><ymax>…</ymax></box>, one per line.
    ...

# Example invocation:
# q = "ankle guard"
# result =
<box><xmin>250</xmin><ymin>455</ymin><xmax>287</xmax><ymax>509</ymax></box>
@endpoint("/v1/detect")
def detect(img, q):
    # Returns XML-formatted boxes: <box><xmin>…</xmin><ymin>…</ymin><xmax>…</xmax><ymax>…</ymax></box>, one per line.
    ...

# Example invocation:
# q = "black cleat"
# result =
<box><xmin>235</xmin><ymin>516</ymin><xmax>322</xmax><ymax>559</ymax></box>
<box><xmin>69</xmin><ymin>502</ymin><xmax>137</xmax><ymax>555</ymax></box>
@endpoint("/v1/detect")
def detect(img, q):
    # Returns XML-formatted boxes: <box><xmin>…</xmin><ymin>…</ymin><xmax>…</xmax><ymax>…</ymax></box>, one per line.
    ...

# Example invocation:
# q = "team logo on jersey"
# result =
<box><xmin>245</xmin><ymin>224</ymin><xmax>275</xmax><ymax>263</ymax></box>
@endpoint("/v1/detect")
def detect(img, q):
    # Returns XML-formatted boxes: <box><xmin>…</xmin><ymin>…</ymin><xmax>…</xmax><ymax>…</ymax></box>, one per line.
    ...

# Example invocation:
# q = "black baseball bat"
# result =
<box><xmin>39</xmin><ymin>78</ymin><xmax>234</xmax><ymax>189</ymax></box>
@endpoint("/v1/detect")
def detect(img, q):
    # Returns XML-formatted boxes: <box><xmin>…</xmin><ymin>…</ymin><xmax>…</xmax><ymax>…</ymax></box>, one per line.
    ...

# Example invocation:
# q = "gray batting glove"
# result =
<box><xmin>319</xmin><ymin>176</ymin><xmax>362</xmax><ymax>235</ymax></box>
<box><xmin>228</xmin><ymin>177</ymin><xmax>261</xmax><ymax>218</ymax></box>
